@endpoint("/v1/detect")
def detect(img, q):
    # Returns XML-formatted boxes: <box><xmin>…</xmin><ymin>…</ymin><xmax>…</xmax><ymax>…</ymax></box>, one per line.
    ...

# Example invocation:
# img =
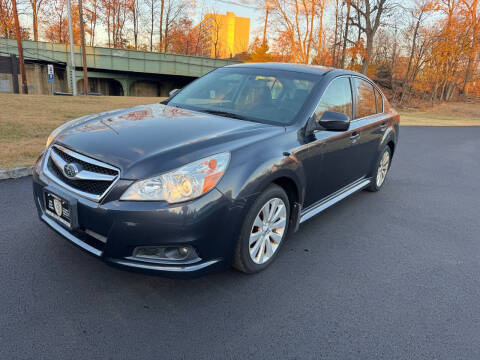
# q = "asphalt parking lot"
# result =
<box><xmin>1</xmin><ymin>126</ymin><xmax>479</xmax><ymax>359</ymax></box>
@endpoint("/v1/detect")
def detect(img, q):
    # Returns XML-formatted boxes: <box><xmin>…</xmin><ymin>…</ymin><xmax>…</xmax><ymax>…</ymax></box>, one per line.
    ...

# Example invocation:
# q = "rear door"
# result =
<box><xmin>347</xmin><ymin>77</ymin><xmax>387</xmax><ymax>180</ymax></box>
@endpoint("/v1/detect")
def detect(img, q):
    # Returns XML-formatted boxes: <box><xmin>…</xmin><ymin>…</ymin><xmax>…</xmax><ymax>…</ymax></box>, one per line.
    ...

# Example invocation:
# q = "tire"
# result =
<box><xmin>366</xmin><ymin>146</ymin><xmax>392</xmax><ymax>192</ymax></box>
<box><xmin>233</xmin><ymin>184</ymin><xmax>290</xmax><ymax>274</ymax></box>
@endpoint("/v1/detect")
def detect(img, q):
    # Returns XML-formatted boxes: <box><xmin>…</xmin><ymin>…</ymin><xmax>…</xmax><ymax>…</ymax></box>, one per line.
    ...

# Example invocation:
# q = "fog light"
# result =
<box><xmin>179</xmin><ymin>247</ymin><xmax>189</xmax><ymax>256</ymax></box>
<box><xmin>133</xmin><ymin>245</ymin><xmax>197</xmax><ymax>262</ymax></box>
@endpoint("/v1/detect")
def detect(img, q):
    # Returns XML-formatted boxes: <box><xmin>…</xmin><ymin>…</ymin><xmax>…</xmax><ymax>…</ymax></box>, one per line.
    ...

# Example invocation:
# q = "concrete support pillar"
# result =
<box><xmin>10</xmin><ymin>54</ymin><xmax>19</xmax><ymax>94</ymax></box>
<box><xmin>118</xmin><ymin>79</ymin><xmax>132</xmax><ymax>96</ymax></box>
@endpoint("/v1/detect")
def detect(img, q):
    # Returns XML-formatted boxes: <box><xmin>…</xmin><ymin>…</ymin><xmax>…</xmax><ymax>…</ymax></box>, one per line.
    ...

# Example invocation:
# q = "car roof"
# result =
<box><xmin>225</xmin><ymin>62</ymin><xmax>366</xmax><ymax>78</ymax></box>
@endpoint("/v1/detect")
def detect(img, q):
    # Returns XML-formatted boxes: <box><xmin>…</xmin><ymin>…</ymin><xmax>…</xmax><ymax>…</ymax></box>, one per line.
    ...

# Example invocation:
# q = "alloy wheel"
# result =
<box><xmin>249</xmin><ymin>198</ymin><xmax>287</xmax><ymax>264</ymax></box>
<box><xmin>376</xmin><ymin>150</ymin><xmax>390</xmax><ymax>187</ymax></box>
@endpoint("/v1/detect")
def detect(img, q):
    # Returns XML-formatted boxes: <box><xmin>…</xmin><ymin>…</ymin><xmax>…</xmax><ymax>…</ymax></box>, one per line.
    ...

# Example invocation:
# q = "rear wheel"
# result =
<box><xmin>367</xmin><ymin>147</ymin><xmax>391</xmax><ymax>192</ymax></box>
<box><xmin>233</xmin><ymin>184</ymin><xmax>290</xmax><ymax>274</ymax></box>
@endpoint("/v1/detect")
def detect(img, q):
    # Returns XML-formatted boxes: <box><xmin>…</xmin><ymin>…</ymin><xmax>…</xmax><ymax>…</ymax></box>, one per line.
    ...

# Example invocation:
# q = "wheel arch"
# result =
<box><xmin>387</xmin><ymin>139</ymin><xmax>395</xmax><ymax>158</ymax></box>
<box><xmin>268</xmin><ymin>174</ymin><xmax>303</xmax><ymax>233</ymax></box>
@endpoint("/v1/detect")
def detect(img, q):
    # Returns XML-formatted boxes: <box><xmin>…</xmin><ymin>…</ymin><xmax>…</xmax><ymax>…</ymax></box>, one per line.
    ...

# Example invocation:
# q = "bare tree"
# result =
<box><xmin>159</xmin><ymin>0</ymin><xmax>164</xmax><ymax>50</ymax></box>
<box><xmin>340</xmin><ymin>0</ymin><xmax>352</xmax><ymax>68</ymax></box>
<box><xmin>400</xmin><ymin>0</ymin><xmax>432</xmax><ymax>103</ymax></box>
<box><xmin>129</xmin><ymin>0</ymin><xmax>140</xmax><ymax>49</ymax></box>
<box><xmin>461</xmin><ymin>0</ymin><xmax>479</xmax><ymax>93</ymax></box>
<box><xmin>29</xmin><ymin>0</ymin><xmax>45</xmax><ymax>40</ymax></box>
<box><xmin>162</xmin><ymin>0</ymin><xmax>187</xmax><ymax>52</ymax></box>
<box><xmin>143</xmin><ymin>0</ymin><xmax>157</xmax><ymax>51</ymax></box>
<box><xmin>349</xmin><ymin>0</ymin><xmax>394</xmax><ymax>74</ymax></box>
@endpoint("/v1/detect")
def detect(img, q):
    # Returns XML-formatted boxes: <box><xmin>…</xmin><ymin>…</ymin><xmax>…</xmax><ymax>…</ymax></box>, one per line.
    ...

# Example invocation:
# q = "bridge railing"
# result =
<box><xmin>0</xmin><ymin>38</ymin><xmax>240</xmax><ymax>78</ymax></box>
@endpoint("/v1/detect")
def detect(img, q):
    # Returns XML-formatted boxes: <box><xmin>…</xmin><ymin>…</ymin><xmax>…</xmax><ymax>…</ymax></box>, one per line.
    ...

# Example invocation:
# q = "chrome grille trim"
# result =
<box><xmin>50</xmin><ymin>149</ymin><xmax>116</xmax><ymax>182</ymax></box>
<box><xmin>54</xmin><ymin>145</ymin><xmax>119</xmax><ymax>172</ymax></box>
<box><xmin>43</xmin><ymin>144</ymin><xmax>120</xmax><ymax>202</ymax></box>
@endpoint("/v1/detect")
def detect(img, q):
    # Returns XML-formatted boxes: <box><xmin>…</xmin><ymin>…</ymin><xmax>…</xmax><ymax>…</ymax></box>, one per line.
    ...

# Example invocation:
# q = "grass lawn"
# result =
<box><xmin>0</xmin><ymin>94</ymin><xmax>164</xmax><ymax>168</ymax></box>
<box><xmin>398</xmin><ymin>102</ymin><xmax>480</xmax><ymax>126</ymax></box>
<box><xmin>0</xmin><ymin>94</ymin><xmax>479</xmax><ymax>169</ymax></box>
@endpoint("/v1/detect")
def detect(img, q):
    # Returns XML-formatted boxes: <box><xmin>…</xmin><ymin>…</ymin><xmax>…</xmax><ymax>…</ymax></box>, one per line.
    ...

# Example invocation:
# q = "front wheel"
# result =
<box><xmin>233</xmin><ymin>184</ymin><xmax>290</xmax><ymax>274</ymax></box>
<box><xmin>367</xmin><ymin>147</ymin><xmax>391</xmax><ymax>192</ymax></box>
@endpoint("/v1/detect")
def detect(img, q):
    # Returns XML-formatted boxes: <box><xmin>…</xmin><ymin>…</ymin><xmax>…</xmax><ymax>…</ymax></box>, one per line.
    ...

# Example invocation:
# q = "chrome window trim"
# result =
<box><xmin>42</xmin><ymin>145</ymin><xmax>120</xmax><ymax>202</ymax></box>
<box><xmin>307</xmin><ymin>73</ymin><xmax>386</xmax><ymax>131</ymax></box>
<box><xmin>351</xmin><ymin>75</ymin><xmax>385</xmax><ymax>118</ymax></box>
<box><xmin>312</xmin><ymin>74</ymin><xmax>354</xmax><ymax>122</ymax></box>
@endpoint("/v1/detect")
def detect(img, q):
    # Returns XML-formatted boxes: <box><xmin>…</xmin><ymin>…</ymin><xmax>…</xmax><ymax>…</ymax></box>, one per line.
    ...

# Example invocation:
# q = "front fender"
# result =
<box><xmin>223</xmin><ymin>150</ymin><xmax>304</xmax><ymax>198</ymax></box>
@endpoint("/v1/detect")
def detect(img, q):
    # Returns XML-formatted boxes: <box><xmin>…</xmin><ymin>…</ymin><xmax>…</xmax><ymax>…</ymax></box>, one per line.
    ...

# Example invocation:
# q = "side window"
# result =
<box><xmin>375</xmin><ymin>88</ymin><xmax>383</xmax><ymax>113</ymax></box>
<box><xmin>314</xmin><ymin>77</ymin><xmax>352</xmax><ymax>121</ymax></box>
<box><xmin>354</xmin><ymin>78</ymin><xmax>376</xmax><ymax>118</ymax></box>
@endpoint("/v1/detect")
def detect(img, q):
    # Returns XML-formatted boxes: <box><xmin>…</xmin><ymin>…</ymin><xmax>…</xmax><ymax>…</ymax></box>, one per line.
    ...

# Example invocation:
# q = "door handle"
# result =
<box><xmin>380</xmin><ymin>122</ymin><xmax>387</xmax><ymax>131</ymax></box>
<box><xmin>350</xmin><ymin>132</ymin><xmax>360</xmax><ymax>142</ymax></box>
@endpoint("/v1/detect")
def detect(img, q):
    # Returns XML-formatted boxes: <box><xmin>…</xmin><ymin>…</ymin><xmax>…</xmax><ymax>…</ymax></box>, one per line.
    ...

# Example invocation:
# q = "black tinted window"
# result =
<box><xmin>314</xmin><ymin>77</ymin><xmax>352</xmax><ymax>120</ymax></box>
<box><xmin>354</xmin><ymin>78</ymin><xmax>376</xmax><ymax>118</ymax></box>
<box><xmin>375</xmin><ymin>88</ymin><xmax>383</xmax><ymax>113</ymax></box>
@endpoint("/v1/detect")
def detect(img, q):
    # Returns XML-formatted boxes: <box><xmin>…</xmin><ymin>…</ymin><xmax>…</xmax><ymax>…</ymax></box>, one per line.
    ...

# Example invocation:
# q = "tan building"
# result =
<box><xmin>197</xmin><ymin>12</ymin><xmax>250</xmax><ymax>59</ymax></box>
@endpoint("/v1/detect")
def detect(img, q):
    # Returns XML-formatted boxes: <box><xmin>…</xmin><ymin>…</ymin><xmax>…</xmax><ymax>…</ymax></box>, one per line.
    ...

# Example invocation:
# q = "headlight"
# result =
<box><xmin>120</xmin><ymin>152</ymin><xmax>231</xmax><ymax>203</ymax></box>
<box><xmin>46</xmin><ymin>125</ymin><xmax>65</xmax><ymax>148</ymax></box>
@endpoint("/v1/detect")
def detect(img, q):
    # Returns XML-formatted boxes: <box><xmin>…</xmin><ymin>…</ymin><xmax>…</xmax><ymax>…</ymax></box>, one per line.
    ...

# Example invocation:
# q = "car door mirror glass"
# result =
<box><xmin>317</xmin><ymin>111</ymin><xmax>350</xmax><ymax>131</ymax></box>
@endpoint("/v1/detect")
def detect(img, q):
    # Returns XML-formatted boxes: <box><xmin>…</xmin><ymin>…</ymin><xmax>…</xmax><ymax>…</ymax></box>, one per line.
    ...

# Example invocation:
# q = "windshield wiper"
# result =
<box><xmin>199</xmin><ymin>109</ymin><xmax>249</xmax><ymax>121</ymax></box>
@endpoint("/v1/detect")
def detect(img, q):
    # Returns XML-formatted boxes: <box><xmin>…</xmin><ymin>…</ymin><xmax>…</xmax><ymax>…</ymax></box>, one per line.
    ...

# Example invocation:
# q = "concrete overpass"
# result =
<box><xmin>0</xmin><ymin>38</ymin><xmax>240</xmax><ymax>96</ymax></box>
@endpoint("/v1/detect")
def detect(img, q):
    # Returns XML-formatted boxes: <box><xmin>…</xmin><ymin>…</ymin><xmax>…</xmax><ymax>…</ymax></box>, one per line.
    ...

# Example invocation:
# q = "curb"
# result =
<box><xmin>0</xmin><ymin>166</ymin><xmax>34</xmax><ymax>180</ymax></box>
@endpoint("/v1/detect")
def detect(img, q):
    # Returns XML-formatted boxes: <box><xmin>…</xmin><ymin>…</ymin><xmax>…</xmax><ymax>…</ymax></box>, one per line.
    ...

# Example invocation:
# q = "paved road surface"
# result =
<box><xmin>1</xmin><ymin>127</ymin><xmax>479</xmax><ymax>359</ymax></box>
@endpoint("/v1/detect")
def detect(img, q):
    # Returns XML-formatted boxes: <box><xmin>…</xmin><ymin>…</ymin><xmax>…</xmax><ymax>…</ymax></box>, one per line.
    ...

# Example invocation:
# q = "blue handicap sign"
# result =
<box><xmin>48</xmin><ymin>65</ymin><xmax>54</xmax><ymax>83</ymax></box>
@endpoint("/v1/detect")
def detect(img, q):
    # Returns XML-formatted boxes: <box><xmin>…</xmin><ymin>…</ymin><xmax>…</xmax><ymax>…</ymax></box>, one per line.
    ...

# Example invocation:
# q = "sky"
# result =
<box><xmin>17</xmin><ymin>0</ymin><xmax>265</xmax><ymax>47</ymax></box>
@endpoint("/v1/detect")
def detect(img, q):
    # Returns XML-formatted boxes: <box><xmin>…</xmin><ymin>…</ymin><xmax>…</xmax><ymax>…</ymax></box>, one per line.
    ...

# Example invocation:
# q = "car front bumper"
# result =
<box><xmin>32</xmin><ymin>166</ymin><xmax>243</xmax><ymax>278</ymax></box>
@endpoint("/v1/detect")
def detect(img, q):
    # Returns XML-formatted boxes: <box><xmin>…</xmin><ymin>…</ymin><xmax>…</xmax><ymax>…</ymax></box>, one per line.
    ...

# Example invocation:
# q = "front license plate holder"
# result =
<box><xmin>43</xmin><ymin>188</ymin><xmax>78</xmax><ymax>230</ymax></box>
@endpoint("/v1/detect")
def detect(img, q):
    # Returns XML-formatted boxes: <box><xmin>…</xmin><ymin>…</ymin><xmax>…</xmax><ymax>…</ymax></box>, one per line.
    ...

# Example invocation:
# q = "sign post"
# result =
<box><xmin>48</xmin><ymin>64</ymin><xmax>54</xmax><ymax>94</ymax></box>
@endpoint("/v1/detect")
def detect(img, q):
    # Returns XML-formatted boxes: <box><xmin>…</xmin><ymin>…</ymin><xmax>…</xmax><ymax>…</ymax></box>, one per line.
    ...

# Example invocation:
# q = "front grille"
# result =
<box><xmin>53</xmin><ymin>148</ymin><xmax>117</xmax><ymax>176</ymax></box>
<box><xmin>44</xmin><ymin>145</ymin><xmax>120</xmax><ymax>201</ymax></box>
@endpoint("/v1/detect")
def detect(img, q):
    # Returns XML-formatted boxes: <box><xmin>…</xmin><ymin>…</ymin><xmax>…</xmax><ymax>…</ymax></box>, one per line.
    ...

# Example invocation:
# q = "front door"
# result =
<box><xmin>302</xmin><ymin>76</ymin><xmax>357</xmax><ymax>208</ymax></box>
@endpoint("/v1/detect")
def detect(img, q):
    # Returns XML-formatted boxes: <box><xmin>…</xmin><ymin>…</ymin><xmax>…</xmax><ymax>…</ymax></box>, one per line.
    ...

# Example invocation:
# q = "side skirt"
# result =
<box><xmin>299</xmin><ymin>178</ymin><xmax>371</xmax><ymax>224</ymax></box>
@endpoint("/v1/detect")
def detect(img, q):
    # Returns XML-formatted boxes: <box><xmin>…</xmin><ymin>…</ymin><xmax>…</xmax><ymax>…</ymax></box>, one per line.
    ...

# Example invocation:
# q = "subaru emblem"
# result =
<box><xmin>63</xmin><ymin>163</ymin><xmax>79</xmax><ymax>178</ymax></box>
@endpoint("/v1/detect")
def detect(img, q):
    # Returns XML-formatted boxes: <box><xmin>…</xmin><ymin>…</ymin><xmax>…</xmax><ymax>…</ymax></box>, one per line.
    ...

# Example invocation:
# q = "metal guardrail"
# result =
<box><xmin>0</xmin><ymin>38</ymin><xmax>240</xmax><ymax>78</ymax></box>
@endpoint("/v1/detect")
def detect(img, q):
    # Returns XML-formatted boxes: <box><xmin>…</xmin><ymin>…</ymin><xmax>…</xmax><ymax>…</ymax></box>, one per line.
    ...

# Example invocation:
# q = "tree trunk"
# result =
<box><xmin>133</xmin><ymin>0</ymin><xmax>138</xmax><ymax>50</ymax></box>
<box><xmin>340</xmin><ymin>0</ymin><xmax>351</xmax><ymax>69</ymax></box>
<box><xmin>12</xmin><ymin>0</ymin><xmax>28</xmax><ymax>93</ymax></box>
<box><xmin>33</xmin><ymin>8</ymin><xmax>38</xmax><ymax>41</ymax></box>
<box><xmin>400</xmin><ymin>11</ymin><xmax>422</xmax><ymax>104</ymax></box>
<box><xmin>316</xmin><ymin>3</ymin><xmax>325</xmax><ymax>64</ymax></box>
<box><xmin>361</xmin><ymin>33</ymin><xmax>373</xmax><ymax>74</ymax></box>
<box><xmin>263</xmin><ymin>8</ymin><xmax>269</xmax><ymax>46</ymax></box>
<box><xmin>159</xmin><ymin>0</ymin><xmax>164</xmax><ymax>51</ymax></box>
<box><xmin>164</xmin><ymin>10</ymin><xmax>169</xmax><ymax>52</ymax></box>
<box><xmin>462</xmin><ymin>0</ymin><xmax>479</xmax><ymax>93</ymax></box>
<box><xmin>150</xmin><ymin>3</ymin><xmax>154</xmax><ymax>51</ymax></box>
<box><xmin>78</xmin><ymin>0</ymin><xmax>88</xmax><ymax>95</ymax></box>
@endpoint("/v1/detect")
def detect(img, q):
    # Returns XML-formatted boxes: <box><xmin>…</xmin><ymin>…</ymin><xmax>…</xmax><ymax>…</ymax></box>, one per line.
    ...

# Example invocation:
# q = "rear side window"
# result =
<box><xmin>354</xmin><ymin>78</ymin><xmax>376</xmax><ymax>118</ymax></box>
<box><xmin>314</xmin><ymin>77</ymin><xmax>353</xmax><ymax>120</ymax></box>
<box><xmin>375</xmin><ymin>88</ymin><xmax>383</xmax><ymax>113</ymax></box>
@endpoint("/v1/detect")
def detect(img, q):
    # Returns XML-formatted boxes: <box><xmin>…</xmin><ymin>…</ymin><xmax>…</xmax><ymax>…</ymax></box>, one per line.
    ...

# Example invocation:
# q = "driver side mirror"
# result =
<box><xmin>316</xmin><ymin>111</ymin><xmax>350</xmax><ymax>131</ymax></box>
<box><xmin>169</xmin><ymin>88</ymin><xmax>180</xmax><ymax>97</ymax></box>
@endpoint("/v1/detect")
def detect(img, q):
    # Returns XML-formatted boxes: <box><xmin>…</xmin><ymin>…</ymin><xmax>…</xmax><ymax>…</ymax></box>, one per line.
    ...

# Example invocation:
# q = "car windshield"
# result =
<box><xmin>168</xmin><ymin>67</ymin><xmax>320</xmax><ymax>125</ymax></box>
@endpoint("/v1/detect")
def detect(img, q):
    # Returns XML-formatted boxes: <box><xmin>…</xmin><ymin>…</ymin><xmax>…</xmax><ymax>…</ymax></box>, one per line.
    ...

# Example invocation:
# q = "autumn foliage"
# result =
<box><xmin>1</xmin><ymin>0</ymin><xmax>479</xmax><ymax>104</ymax></box>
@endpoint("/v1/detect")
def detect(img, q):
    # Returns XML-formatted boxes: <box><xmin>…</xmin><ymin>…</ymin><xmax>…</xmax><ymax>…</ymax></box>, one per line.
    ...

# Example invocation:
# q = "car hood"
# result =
<box><xmin>54</xmin><ymin>103</ymin><xmax>282</xmax><ymax>179</ymax></box>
